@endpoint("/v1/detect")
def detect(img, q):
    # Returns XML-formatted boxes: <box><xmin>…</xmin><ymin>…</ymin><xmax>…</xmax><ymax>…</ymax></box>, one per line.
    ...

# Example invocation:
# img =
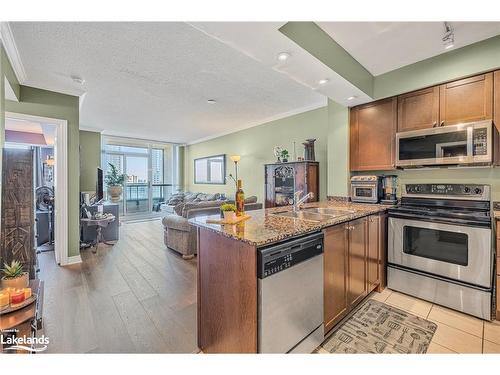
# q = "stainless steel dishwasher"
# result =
<box><xmin>257</xmin><ymin>232</ymin><xmax>324</xmax><ymax>353</ymax></box>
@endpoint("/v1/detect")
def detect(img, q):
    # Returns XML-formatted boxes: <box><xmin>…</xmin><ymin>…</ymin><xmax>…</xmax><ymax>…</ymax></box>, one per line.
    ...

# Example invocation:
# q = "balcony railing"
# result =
<box><xmin>117</xmin><ymin>183</ymin><xmax>178</xmax><ymax>213</ymax></box>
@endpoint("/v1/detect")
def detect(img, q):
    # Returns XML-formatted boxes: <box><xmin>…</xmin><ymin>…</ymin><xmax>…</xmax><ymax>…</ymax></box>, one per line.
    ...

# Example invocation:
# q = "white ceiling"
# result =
<box><xmin>317</xmin><ymin>22</ymin><xmax>500</xmax><ymax>76</ymax></box>
<box><xmin>6</xmin><ymin>22</ymin><xmax>500</xmax><ymax>144</ymax></box>
<box><xmin>8</xmin><ymin>22</ymin><xmax>326</xmax><ymax>144</ymax></box>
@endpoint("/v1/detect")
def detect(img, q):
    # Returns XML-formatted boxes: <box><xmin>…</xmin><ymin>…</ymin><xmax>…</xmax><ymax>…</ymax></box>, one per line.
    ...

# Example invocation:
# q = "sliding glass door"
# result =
<box><xmin>125</xmin><ymin>155</ymin><xmax>150</xmax><ymax>214</ymax></box>
<box><xmin>102</xmin><ymin>138</ymin><xmax>180</xmax><ymax>217</ymax></box>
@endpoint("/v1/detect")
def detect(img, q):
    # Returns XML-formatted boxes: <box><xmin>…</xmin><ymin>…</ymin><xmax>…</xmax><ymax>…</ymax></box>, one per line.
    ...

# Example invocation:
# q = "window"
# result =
<box><xmin>102</xmin><ymin>136</ymin><xmax>180</xmax><ymax>216</ymax></box>
<box><xmin>194</xmin><ymin>154</ymin><xmax>226</xmax><ymax>184</ymax></box>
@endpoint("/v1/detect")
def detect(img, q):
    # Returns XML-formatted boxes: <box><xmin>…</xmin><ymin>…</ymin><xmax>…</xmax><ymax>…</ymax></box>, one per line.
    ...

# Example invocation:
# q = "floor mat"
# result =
<box><xmin>320</xmin><ymin>299</ymin><xmax>437</xmax><ymax>354</ymax></box>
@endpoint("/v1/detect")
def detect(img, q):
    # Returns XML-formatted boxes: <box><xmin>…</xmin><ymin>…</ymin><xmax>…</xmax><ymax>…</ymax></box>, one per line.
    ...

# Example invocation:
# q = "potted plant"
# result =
<box><xmin>105</xmin><ymin>163</ymin><xmax>127</xmax><ymax>202</ymax></box>
<box><xmin>220</xmin><ymin>203</ymin><xmax>237</xmax><ymax>221</ymax></box>
<box><xmin>1</xmin><ymin>260</ymin><xmax>29</xmax><ymax>289</ymax></box>
<box><xmin>281</xmin><ymin>149</ymin><xmax>289</xmax><ymax>163</ymax></box>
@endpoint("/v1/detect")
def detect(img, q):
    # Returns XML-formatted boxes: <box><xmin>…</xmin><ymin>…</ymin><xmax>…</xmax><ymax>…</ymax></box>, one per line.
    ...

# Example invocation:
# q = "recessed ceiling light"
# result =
<box><xmin>207</xmin><ymin>99</ymin><xmax>217</xmax><ymax>104</ymax></box>
<box><xmin>347</xmin><ymin>96</ymin><xmax>357</xmax><ymax>101</ymax></box>
<box><xmin>71</xmin><ymin>75</ymin><xmax>85</xmax><ymax>85</ymax></box>
<box><xmin>442</xmin><ymin>22</ymin><xmax>454</xmax><ymax>50</ymax></box>
<box><xmin>318</xmin><ymin>79</ymin><xmax>329</xmax><ymax>85</ymax></box>
<box><xmin>277</xmin><ymin>52</ymin><xmax>290</xmax><ymax>62</ymax></box>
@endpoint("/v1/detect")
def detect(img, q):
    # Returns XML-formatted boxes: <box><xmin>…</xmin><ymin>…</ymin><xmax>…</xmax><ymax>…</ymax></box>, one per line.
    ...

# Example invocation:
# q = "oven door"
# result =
<box><xmin>388</xmin><ymin>217</ymin><xmax>492</xmax><ymax>288</ymax></box>
<box><xmin>351</xmin><ymin>184</ymin><xmax>377</xmax><ymax>203</ymax></box>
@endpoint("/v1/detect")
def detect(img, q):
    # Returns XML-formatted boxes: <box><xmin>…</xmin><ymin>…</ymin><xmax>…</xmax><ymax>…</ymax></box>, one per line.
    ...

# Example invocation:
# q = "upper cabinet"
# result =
<box><xmin>350</xmin><ymin>71</ymin><xmax>497</xmax><ymax>172</ymax></box>
<box><xmin>439</xmin><ymin>73</ymin><xmax>493</xmax><ymax>126</ymax></box>
<box><xmin>397</xmin><ymin>87</ymin><xmax>439</xmax><ymax>132</ymax></box>
<box><xmin>494</xmin><ymin>71</ymin><xmax>500</xmax><ymax>132</ymax></box>
<box><xmin>349</xmin><ymin>97</ymin><xmax>397</xmax><ymax>171</ymax></box>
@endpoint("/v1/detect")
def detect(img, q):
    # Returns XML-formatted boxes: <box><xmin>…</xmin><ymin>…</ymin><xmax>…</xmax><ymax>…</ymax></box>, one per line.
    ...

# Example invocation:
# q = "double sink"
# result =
<box><xmin>271</xmin><ymin>207</ymin><xmax>356</xmax><ymax>222</ymax></box>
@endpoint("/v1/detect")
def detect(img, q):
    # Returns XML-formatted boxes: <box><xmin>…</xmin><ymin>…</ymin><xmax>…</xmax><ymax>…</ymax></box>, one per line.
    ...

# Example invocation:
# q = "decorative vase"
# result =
<box><xmin>223</xmin><ymin>211</ymin><xmax>236</xmax><ymax>221</ymax></box>
<box><xmin>108</xmin><ymin>185</ymin><xmax>123</xmax><ymax>202</ymax></box>
<box><xmin>282</xmin><ymin>158</ymin><xmax>288</xmax><ymax>163</ymax></box>
<box><xmin>1</xmin><ymin>272</ymin><xmax>29</xmax><ymax>289</ymax></box>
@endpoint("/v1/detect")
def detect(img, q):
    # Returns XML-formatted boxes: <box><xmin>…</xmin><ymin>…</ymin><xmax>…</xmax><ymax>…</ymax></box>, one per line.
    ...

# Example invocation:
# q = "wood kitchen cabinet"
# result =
<box><xmin>349</xmin><ymin>97</ymin><xmax>397</xmax><ymax>171</ymax></box>
<box><xmin>323</xmin><ymin>223</ymin><xmax>348</xmax><ymax>333</ymax></box>
<box><xmin>439</xmin><ymin>72</ymin><xmax>493</xmax><ymax>126</ymax></box>
<box><xmin>494</xmin><ymin>71</ymin><xmax>500</xmax><ymax>165</ymax></box>
<box><xmin>323</xmin><ymin>213</ymin><xmax>386</xmax><ymax>333</ymax></box>
<box><xmin>397</xmin><ymin>86</ymin><xmax>440</xmax><ymax>132</ymax></box>
<box><xmin>496</xmin><ymin>220</ymin><xmax>500</xmax><ymax>321</ymax></box>
<box><xmin>347</xmin><ymin>217</ymin><xmax>368</xmax><ymax>308</ymax></box>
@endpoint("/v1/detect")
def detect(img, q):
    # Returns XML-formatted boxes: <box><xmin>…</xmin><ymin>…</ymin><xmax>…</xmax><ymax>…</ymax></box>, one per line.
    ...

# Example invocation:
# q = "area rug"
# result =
<box><xmin>320</xmin><ymin>299</ymin><xmax>437</xmax><ymax>354</ymax></box>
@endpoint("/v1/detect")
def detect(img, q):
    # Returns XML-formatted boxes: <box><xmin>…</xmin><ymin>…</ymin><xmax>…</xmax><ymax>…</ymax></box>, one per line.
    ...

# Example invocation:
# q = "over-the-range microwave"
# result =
<box><xmin>395</xmin><ymin>120</ymin><xmax>493</xmax><ymax>168</ymax></box>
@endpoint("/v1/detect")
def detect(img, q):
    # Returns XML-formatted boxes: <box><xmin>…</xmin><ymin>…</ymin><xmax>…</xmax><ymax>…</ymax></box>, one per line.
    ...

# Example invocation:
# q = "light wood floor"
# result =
<box><xmin>38</xmin><ymin>219</ymin><xmax>198</xmax><ymax>353</ymax></box>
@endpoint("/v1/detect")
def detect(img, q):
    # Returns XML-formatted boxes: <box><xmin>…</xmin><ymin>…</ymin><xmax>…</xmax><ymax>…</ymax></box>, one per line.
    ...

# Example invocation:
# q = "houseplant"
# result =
<box><xmin>220</xmin><ymin>203</ymin><xmax>237</xmax><ymax>221</ymax></box>
<box><xmin>1</xmin><ymin>260</ymin><xmax>29</xmax><ymax>289</ymax></box>
<box><xmin>281</xmin><ymin>149</ymin><xmax>289</xmax><ymax>163</ymax></box>
<box><xmin>105</xmin><ymin>163</ymin><xmax>127</xmax><ymax>202</ymax></box>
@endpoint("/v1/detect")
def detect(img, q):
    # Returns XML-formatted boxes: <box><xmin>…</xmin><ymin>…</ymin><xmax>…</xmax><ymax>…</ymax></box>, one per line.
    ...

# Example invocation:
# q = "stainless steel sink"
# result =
<box><xmin>301</xmin><ymin>207</ymin><xmax>356</xmax><ymax>217</ymax></box>
<box><xmin>271</xmin><ymin>210</ymin><xmax>332</xmax><ymax>222</ymax></box>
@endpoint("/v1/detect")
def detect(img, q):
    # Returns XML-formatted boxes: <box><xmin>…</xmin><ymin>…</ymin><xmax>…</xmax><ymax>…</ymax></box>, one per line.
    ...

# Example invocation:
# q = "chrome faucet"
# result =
<box><xmin>293</xmin><ymin>190</ymin><xmax>315</xmax><ymax>212</ymax></box>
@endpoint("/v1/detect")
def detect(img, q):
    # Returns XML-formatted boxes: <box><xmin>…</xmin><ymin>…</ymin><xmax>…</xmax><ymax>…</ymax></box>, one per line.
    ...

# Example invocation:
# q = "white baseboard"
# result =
<box><xmin>64</xmin><ymin>255</ymin><xmax>82</xmax><ymax>266</ymax></box>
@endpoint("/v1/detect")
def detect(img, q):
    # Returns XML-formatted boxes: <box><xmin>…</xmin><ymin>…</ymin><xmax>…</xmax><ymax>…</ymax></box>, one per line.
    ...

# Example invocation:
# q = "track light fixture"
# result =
<box><xmin>442</xmin><ymin>22</ymin><xmax>454</xmax><ymax>50</ymax></box>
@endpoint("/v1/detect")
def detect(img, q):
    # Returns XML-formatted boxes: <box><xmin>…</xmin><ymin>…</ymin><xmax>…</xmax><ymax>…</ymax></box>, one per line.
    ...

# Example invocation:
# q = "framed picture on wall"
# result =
<box><xmin>194</xmin><ymin>154</ymin><xmax>226</xmax><ymax>184</ymax></box>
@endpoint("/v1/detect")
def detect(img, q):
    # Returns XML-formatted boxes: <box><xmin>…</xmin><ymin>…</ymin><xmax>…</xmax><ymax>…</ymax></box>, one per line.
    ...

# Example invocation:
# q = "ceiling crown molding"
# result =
<box><xmin>0</xmin><ymin>22</ymin><xmax>27</xmax><ymax>83</ymax></box>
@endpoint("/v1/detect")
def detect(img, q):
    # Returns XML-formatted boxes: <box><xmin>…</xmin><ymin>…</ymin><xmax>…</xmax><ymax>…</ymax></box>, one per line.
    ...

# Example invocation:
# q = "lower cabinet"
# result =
<box><xmin>347</xmin><ymin>217</ymin><xmax>368</xmax><ymax>309</ymax></box>
<box><xmin>323</xmin><ymin>213</ymin><xmax>386</xmax><ymax>334</ymax></box>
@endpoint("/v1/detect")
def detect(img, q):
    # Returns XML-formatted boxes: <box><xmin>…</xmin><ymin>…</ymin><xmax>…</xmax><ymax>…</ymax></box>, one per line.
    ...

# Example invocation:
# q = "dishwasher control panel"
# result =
<box><xmin>257</xmin><ymin>232</ymin><xmax>323</xmax><ymax>279</ymax></box>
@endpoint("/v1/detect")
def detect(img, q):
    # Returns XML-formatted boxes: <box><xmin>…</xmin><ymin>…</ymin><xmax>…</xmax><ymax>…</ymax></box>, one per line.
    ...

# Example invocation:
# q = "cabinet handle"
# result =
<box><xmin>432</xmin><ymin>122</ymin><xmax>437</xmax><ymax>128</ymax></box>
<box><xmin>440</xmin><ymin>121</ymin><xmax>445</xmax><ymax>127</ymax></box>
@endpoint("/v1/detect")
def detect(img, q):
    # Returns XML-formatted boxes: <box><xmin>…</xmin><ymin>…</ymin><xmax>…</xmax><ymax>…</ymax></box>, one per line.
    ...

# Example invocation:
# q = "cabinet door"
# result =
<box><xmin>494</xmin><ymin>71</ymin><xmax>500</xmax><ymax>165</ymax></box>
<box><xmin>439</xmin><ymin>73</ymin><xmax>493</xmax><ymax>126</ymax></box>
<box><xmin>350</xmin><ymin>98</ymin><xmax>397</xmax><ymax>171</ymax></box>
<box><xmin>366</xmin><ymin>214</ymin><xmax>380</xmax><ymax>292</ymax></box>
<box><xmin>397</xmin><ymin>86</ymin><xmax>439</xmax><ymax>132</ymax></box>
<box><xmin>323</xmin><ymin>224</ymin><xmax>349</xmax><ymax>333</ymax></box>
<box><xmin>348</xmin><ymin>217</ymin><xmax>367</xmax><ymax>308</ymax></box>
<box><xmin>264</xmin><ymin>165</ymin><xmax>275</xmax><ymax>208</ymax></box>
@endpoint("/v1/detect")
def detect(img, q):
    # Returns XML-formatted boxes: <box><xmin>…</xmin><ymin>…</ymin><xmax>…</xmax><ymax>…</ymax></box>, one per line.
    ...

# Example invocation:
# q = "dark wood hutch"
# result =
<box><xmin>264</xmin><ymin>161</ymin><xmax>319</xmax><ymax>208</ymax></box>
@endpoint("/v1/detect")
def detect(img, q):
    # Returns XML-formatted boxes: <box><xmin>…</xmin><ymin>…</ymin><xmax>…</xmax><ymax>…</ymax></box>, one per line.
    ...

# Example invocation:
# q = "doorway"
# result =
<box><xmin>4</xmin><ymin>112</ymin><xmax>70</xmax><ymax>266</ymax></box>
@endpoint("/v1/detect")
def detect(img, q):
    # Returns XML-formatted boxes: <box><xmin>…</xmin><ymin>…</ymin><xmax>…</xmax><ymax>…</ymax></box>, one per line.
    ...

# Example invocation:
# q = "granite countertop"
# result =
<box><xmin>189</xmin><ymin>200</ymin><xmax>391</xmax><ymax>247</ymax></box>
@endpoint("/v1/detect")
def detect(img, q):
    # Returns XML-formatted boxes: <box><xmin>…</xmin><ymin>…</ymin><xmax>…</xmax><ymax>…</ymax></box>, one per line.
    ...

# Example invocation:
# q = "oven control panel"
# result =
<box><xmin>404</xmin><ymin>184</ymin><xmax>490</xmax><ymax>199</ymax></box>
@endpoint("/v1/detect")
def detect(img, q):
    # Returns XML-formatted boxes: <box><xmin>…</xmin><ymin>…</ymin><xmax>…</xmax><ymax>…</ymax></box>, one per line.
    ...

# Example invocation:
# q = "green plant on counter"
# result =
<box><xmin>1</xmin><ymin>260</ymin><xmax>24</xmax><ymax>280</ymax></box>
<box><xmin>220</xmin><ymin>203</ymin><xmax>237</xmax><ymax>212</ymax></box>
<box><xmin>105</xmin><ymin>163</ymin><xmax>127</xmax><ymax>186</ymax></box>
<box><xmin>281</xmin><ymin>149</ymin><xmax>289</xmax><ymax>159</ymax></box>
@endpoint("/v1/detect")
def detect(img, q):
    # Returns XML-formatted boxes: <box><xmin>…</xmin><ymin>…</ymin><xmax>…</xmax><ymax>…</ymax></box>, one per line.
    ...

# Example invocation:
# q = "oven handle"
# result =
<box><xmin>388</xmin><ymin>212</ymin><xmax>491</xmax><ymax>228</ymax></box>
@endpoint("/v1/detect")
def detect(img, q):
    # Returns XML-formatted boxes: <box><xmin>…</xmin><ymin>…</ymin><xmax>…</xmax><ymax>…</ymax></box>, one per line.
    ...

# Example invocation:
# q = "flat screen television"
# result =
<box><xmin>96</xmin><ymin>168</ymin><xmax>104</xmax><ymax>202</ymax></box>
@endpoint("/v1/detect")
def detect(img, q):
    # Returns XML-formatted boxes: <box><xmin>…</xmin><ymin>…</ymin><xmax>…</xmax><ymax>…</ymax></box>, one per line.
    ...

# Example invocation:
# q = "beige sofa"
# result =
<box><xmin>162</xmin><ymin>196</ymin><xmax>262</xmax><ymax>259</ymax></box>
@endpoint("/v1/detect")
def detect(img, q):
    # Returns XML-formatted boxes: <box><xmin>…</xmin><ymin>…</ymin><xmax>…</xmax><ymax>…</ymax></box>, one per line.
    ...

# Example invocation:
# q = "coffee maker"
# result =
<box><xmin>380</xmin><ymin>175</ymin><xmax>398</xmax><ymax>204</ymax></box>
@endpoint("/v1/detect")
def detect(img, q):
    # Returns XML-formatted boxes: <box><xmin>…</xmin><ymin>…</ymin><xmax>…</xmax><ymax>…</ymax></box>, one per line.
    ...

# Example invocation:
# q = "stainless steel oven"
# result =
<box><xmin>388</xmin><ymin>217</ymin><xmax>491</xmax><ymax>287</ymax></box>
<box><xmin>387</xmin><ymin>183</ymin><xmax>493</xmax><ymax>320</ymax></box>
<box><xmin>396</xmin><ymin>120</ymin><xmax>492</xmax><ymax>167</ymax></box>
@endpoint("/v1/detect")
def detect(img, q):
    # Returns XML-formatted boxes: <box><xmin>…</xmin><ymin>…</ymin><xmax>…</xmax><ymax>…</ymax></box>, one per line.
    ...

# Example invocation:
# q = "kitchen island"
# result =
<box><xmin>189</xmin><ymin>200</ymin><xmax>389</xmax><ymax>353</ymax></box>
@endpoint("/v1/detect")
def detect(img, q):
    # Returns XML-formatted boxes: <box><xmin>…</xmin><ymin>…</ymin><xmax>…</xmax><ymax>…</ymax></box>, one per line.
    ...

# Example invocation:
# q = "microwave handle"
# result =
<box><xmin>467</xmin><ymin>126</ymin><xmax>473</xmax><ymax>157</ymax></box>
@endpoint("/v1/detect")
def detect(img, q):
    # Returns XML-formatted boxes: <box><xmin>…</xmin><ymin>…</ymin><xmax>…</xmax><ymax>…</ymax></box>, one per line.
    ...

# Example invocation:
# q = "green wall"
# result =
<box><xmin>327</xmin><ymin>100</ymin><xmax>349</xmax><ymax>197</ymax></box>
<box><xmin>374</xmin><ymin>35</ymin><xmax>500</xmax><ymax>99</ymax></box>
<box><xmin>184</xmin><ymin>107</ymin><xmax>329</xmax><ymax>201</ymax></box>
<box><xmin>79</xmin><ymin>130</ymin><xmax>102</xmax><ymax>192</ymax></box>
<box><xmin>6</xmin><ymin>86</ymin><xmax>80</xmax><ymax>258</ymax></box>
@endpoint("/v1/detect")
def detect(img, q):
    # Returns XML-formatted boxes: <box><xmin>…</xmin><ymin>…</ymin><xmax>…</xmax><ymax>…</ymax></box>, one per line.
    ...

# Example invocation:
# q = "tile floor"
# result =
<box><xmin>318</xmin><ymin>288</ymin><xmax>500</xmax><ymax>354</ymax></box>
